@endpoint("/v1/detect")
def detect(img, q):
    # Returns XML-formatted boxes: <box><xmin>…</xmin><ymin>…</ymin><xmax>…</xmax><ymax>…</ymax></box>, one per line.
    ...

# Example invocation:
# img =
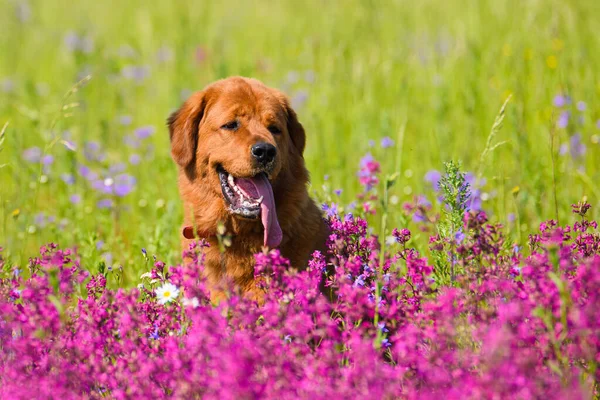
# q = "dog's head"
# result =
<box><xmin>168</xmin><ymin>77</ymin><xmax>307</xmax><ymax>247</ymax></box>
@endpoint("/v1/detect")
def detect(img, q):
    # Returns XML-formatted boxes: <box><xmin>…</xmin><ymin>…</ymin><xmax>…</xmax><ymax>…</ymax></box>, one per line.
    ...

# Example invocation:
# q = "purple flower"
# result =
<box><xmin>22</xmin><ymin>147</ymin><xmax>41</xmax><ymax>163</ymax></box>
<box><xmin>334</xmin><ymin>189</ymin><xmax>343</xmax><ymax>196</ymax></box>
<box><xmin>454</xmin><ymin>230</ymin><xmax>465</xmax><ymax>243</ymax></box>
<box><xmin>113</xmin><ymin>174</ymin><xmax>136</xmax><ymax>197</ymax></box>
<box><xmin>393</xmin><ymin>228</ymin><xmax>411</xmax><ymax>244</ymax></box>
<box><xmin>424</xmin><ymin>170</ymin><xmax>442</xmax><ymax>191</ymax></box>
<box><xmin>557</xmin><ymin>111</ymin><xmax>569</xmax><ymax>128</ymax></box>
<box><xmin>121</xmin><ymin>65</ymin><xmax>151</xmax><ymax>83</ymax></box>
<box><xmin>291</xmin><ymin>90</ymin><xmax>309</xmax><ymax>109</ymax></box>
<box><xmin>34</xmin><ymin>212</ymin><xmax>46</xmax><ymax>227</ymax></box>
<box><xmin>129</xmin><ymin>154</ymin><xmax>141</xmax><ymax>165</ymax></box>
<box><xmin>576</xmin><ymin>101</ymin><xmax>586</xmax><ymax>111</ymax></box>
<box><xmin>123</xmin><ymin>135</ymin><xmax>140</xmax><ymax>149</ymax></box>
<box><xmin>61</xmin><ymin>174</ymin><xmax>75</xmax><ymax>185</ymax></box>
<box><xmin>84</xmin><ymin>141</ymin><xmax>105</xmax><ymax>162</ymax></box>
<box><xmin>77</xmin><ymin>164</ymin><xmax>98</xmax><ymax>181</ymax></box>
<box><xmin>569</xmin><ymin>133</ymin><xmax>586</xmax><ymax>160</ymax></box>
<box><xmin>97</xmin><ymin>199</ymin><xmax>114</xmax><ymax>209</ymax></box>
<box><xmin>553</xmin><ymin>94</ymin><xmax>571</xmax><ymax>107</ymax></box>
<box><xmin>109</xmin><ymin>163</ymin><xmax>126</xmax><ymax>175</ymax></box>
<box><xmin>134</xmin><ymin>126</ymin><xmax>155</xmax><ymax>140</ymax></box>
<box><xmin>322</xmin><ymin>203</ymin><xmax>339</xmax><ymax>218</ymax></box>
<box><xmin>559</xmin><ymin>143</ymin><xmax>569</xmax><ymax>156</ymax></box>
<box><xmin>92</xmin><ymin>179</ymin><xmax>113</xmax><ymax>195</ymax></box>
<box><xmin>380</xmin><ymin>137</ymin><xmax>394</xmax><ymax>148</ymax></box>
<box><xmin>63</xmin><ymin>32</ymin><xmax>93</xmax><ymax>53</ymax></box>
<box><xmin>149</xmin><ymin>327</ymin><xmax>160</xmax><ymax>340</ymax></box>
<box><xmin>69</xmin><ymin>194</ymin><xmax>82</xmax><ymax>204</ymax></box>
<box><xmin>358</xmin><ymin>153</ymin><xmax>381</xmax><ymax>191</ymax></box>
<box><xmin>63</xmin><ymin>31</ymin><xmax>80</xmax><ymax>52</ymax></box>
<box><xmin>41</xmin><ymin>155</ymin><xmax>54</xmax><ymax>165</ymax></box>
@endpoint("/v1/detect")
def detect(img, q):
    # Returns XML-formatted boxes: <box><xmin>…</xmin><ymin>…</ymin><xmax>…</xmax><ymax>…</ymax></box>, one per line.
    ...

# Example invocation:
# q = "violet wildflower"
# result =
<box><xmin>322</xmin><ymin>203</ymin><xmax>338</xmax><ymax>218</ymax></box>
<box><xmin>380</xmin><ymin>136</ymin><xmax>394</xmax><ymax>148</ymax></box>
<box><xmin>22</xmin><ymin>147</ymin><xmax>41</xmax><ymax>163</ymax></box>
<box><xmin>97</xmin><ymin>199</ymin><xmax>113</xmax><ymax>209</ymax></box>
<box><xmin>134</xmin><ymin>125</ymin><xmax>155</xmax><ymax>139</ymax></box>
<box><xmin>291</xmin><ymin>90</ymin><xmax>309</xmax><ymax>109</ymax></box>
<box><xmin>60</xmin><ymin>173</ymin><xmax>75</xmax><ymax>185</ymax></box>
<box><xmin>557</xmin><ymin>111</ymin><xmax>569</xmax><ymax>128</ymax></box>
<box><xmin>121</xmin><ymin>65</ymin><xmax>151</xmax><ymax>83</ymax></box>
<box><xmin>41</xmin><ymin>155</ymin><xmax>54</xmax><ymax>166</ymax></box>
<box><xmin>108</xmin><ymin>163</ymin><xmax>126</xmax><ymax>175</ymax></box>
<box><xmin>392</xmin><ymin>228</ymin><xmax>411</xmax><ymax>244</ymax></box>
<box><xmin>553</xmin><ymin>94</ymin><xmax>571</xmax><ymax>107</ymax></box>
<box><xmin>569</xmin><ymin>133</ymin><xmax>586</xmax><ymax>160</ymax></box>
<box><xmin>69</xmin><ymin>194</ymin><xmax>82</xmax><ymax>205</ymax></box>
<box><xmin>113</xmin><ymin>174</ymin><xmax>136</xmax><ymax>197</ymax></box>
<box><xmin>357</xmin><ymin>153</ymin><xmax>381</xmax><ymax>191</ymax></box>
<box><xmin>424</xmin><ymin>169</ymin><xmax>442</xmax><ymax>191</ymax></box>
<box><xmin>84</xmin><ymin>141</ymin><xmax>105</xmax><ymax>162</ymax></box>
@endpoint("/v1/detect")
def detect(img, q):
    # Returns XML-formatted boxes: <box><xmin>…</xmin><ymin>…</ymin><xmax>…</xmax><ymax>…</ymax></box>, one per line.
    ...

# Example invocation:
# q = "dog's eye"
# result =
<box><xmin>221</xmin><ymin>121</ymin><xmax>239</xmax><ymax>131</ymax></box>
<box><xmin>268</xmin><ymin>125</ymin><xmax>282</xmax><ymax>135</ymax></box>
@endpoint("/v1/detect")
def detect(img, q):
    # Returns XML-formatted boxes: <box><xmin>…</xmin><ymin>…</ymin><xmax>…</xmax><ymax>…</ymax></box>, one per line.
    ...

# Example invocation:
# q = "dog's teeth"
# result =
<box><xmin>256</xmin><ymin>196</ymin><xmax>263</xmax><ymax>204</ymax></box>
<box><xmin>227</xmin><ymin>174</ymin><xmax>235</xmax><ymax>187</ymax></box>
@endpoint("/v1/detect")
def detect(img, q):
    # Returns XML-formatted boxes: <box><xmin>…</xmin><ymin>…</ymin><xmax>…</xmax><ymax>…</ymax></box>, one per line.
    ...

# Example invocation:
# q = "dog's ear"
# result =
<box><xmin>282</xmin><ymin>99</ymin><xmax>306</xmax><ymax>156</ymax></box>
<box><xmin>167</xmin><ymin>91</ymin><xmax>207</xmax><ymax>167</ymax></box>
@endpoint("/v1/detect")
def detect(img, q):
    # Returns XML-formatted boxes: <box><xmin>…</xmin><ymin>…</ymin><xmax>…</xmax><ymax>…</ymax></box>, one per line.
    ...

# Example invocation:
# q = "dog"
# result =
<box><xmin>167</xmin><ymin>77</ymin><xmax>329</xmax><ymax>303</ymax></box>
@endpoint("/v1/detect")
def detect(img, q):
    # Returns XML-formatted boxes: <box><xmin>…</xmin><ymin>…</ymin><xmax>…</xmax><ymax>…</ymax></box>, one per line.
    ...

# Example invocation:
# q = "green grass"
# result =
<box><xmin>1</xmin><ymin>0</ymin><xmax>599</xmax><ymax>286</ymax></box>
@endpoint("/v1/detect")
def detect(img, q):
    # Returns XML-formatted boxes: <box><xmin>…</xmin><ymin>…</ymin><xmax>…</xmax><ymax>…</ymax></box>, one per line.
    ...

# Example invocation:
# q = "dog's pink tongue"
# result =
<box><xmin>236</xmin><ymin>175</ymin><xmax>282</xmax><ymax>248</ymax></box>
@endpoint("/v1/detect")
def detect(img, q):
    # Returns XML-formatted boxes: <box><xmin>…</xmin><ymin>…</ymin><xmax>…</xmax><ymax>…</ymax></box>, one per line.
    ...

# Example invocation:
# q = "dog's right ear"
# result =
<box><xmin>167</xmin><ymin>91</ymin><xmax>206</xmax><ymax>168</ymax></box>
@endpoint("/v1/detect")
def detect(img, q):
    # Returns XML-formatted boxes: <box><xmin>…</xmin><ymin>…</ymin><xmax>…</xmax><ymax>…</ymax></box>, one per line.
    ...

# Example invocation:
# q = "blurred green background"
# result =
<box><xmin>1</xmin><ymin>0</ymin><xmax>599</xmax><ymax>285</ymax></box>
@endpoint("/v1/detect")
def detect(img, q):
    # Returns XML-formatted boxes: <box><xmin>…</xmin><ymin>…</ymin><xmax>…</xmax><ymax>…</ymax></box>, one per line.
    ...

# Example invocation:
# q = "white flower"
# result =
<box><xmin>182</xmin><ymin>297</ymin><xmax>200</xmax><ymax>309</ymax></box>
<box><xmin>155</xmin><ymin>282</ymin><xmax>180</xmax><ymax>305</ymax></box>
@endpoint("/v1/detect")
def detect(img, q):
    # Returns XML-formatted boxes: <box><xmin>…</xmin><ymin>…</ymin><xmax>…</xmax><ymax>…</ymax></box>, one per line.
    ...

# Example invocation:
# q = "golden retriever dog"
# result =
<box><xmin>168</xmin><ymin>77</ymin><xmax>329</xmax><ymax>303</ymax></box>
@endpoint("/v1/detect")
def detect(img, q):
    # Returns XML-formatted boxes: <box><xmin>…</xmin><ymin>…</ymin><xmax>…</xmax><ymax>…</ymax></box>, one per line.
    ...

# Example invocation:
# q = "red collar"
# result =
<box><xmin>182</xmin><ymin>226</ymin><xmax>214</xmax><ymax>240</ymax></box>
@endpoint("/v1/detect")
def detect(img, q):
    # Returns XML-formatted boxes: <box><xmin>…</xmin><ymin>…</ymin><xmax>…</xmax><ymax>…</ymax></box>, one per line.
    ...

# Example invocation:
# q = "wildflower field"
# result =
<box><xmin>2</xmin><ymin>0</ymin><xmax>600</xmax><ymax>398</ymax></box>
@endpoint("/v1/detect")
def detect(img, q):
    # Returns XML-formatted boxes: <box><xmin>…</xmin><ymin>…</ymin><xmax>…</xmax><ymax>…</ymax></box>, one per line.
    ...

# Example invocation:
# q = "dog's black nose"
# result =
<box><xmin>251</xmin><ymin>142</ymin><xmax>277</xmax><ymax>165</ymax></box>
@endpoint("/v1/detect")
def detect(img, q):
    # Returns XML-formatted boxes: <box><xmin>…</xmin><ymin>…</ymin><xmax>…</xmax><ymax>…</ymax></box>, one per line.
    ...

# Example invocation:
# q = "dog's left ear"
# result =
<box><xmin>276</xmin><ymin>94</ymin><xmax>306</xmax><ymax>156</ymax></box>
<box><xmin>285</xmin><ymin>102</ymin><xmax>306</xmax><ymax>156</ymax></box>
<box><xmin>167</xmin><ymin>91</ymin><xmax>207</xmax><ymax>168</ymax></box>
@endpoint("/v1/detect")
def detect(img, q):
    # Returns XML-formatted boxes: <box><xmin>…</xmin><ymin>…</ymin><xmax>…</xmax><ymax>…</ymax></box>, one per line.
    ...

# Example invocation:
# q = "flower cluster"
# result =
<box><xmin>1</xmin><ymin>201</ymin><xmax>600</xmax><ymax>398</ymax></box>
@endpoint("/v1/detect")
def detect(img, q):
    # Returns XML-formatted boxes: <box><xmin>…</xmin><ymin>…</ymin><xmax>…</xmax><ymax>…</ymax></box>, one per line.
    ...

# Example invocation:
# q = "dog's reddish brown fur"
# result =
<box><xmin>168</xmin><ymin>77</ymin><xmax>328</xmax><ymax>303</ymax></box>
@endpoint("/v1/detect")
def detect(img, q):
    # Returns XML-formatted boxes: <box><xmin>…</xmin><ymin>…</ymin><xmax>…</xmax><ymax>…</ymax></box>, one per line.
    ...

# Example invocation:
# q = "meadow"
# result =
<box><xmin>1</xmin><ymin>0</ymin><xmax>600</xmax><ymax>398</ymax></box>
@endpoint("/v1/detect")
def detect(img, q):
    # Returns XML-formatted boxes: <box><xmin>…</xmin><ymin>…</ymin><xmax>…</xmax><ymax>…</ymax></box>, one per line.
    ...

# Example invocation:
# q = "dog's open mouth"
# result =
<box><xmin>217</xmin><ymin>166</ymin><xmax>282</xmax><ymax>247</ymax></box>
